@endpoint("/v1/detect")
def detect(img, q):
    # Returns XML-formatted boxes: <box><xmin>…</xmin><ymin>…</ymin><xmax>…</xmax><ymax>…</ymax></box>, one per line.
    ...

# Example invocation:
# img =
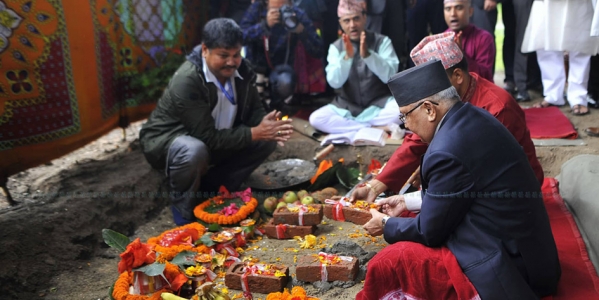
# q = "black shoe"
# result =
<box><xmin>516</xmin><ymin>92</ymin><xmax>531</xmax><ymax>102</ymax></box>
<box><xmin>503</xmin><ymin>81</ymin><xmax>516</xmax><ymax>94</ymax></box>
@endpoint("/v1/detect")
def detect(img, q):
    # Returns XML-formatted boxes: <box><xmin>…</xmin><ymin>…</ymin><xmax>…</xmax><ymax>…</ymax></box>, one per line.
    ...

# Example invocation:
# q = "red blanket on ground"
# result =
<box><xmin>357</xmin><ymin>178</ymin><xmax>599</xmax><ymax>300</ymax></box>
<box><xmin>524</xmin><ymin>107</ymin><xmax>578</xmax><ymax>139</ymax></box>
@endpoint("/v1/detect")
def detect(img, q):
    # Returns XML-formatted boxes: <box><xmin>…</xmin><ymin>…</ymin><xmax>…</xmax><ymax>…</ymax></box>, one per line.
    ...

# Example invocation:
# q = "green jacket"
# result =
<box><xmin>140</xmin><ymin>50</ymin><xmax>266</xmax><ymax>170</ymax></box>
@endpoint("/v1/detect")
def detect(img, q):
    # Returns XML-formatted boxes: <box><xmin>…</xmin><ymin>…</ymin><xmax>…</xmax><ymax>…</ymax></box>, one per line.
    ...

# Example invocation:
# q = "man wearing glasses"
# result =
<box><xmin>351</xmin><ymin>32</ymin><xmax>542</xmax><ymax>210</ymax></box>
<box><xmin>358</xmin><ymin>59</ymin><xmax>560</xmax><ymax>300</ymax></box>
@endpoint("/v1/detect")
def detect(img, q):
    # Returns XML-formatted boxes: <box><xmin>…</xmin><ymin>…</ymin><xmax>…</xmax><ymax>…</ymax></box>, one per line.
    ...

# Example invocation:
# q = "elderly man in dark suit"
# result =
<box><xmin>358</xmin><ymin>60</ymin><xmax>560</xmax><ymax>299</ymax></box>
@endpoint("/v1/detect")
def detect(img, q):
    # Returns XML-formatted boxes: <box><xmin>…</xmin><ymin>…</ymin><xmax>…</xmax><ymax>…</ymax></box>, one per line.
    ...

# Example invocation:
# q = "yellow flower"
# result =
<box><xmin>294</xmin><ymin>234</ymin><xmax>317</xmax><ymax>249</ymax></box>
<box><xmin>274</xmin><ymin>270</ymin><xmax>286</xmax><ymax>277</ymax></box>
<box><xmin>212</xmin><ymin>252</ymin><xmax>226</xmax><ymax>269</ymax></box>
<box><xmin>185</xmin><ymin>265</ymin><xmax>208</xmax><ymax>276</ymax></box>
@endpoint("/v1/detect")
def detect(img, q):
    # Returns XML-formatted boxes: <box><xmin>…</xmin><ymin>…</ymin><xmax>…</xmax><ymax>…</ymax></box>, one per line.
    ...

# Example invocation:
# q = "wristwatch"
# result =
<box><xmin>381</xmin><ymin>216</ymin><xmax>390</xmax><ymax>227</ymax></box>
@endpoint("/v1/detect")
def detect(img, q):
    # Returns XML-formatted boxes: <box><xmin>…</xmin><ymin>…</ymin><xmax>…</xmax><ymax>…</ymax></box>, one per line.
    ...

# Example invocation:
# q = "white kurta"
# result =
<box><xmin>592</xmin><ymin>0</ymin><xmax>599</xmax><ymax>36</ymax></box>
<box><xmin>522</xmin><ymin>0</ymin><xmax>599</xmax><ymax>55</ymax></box>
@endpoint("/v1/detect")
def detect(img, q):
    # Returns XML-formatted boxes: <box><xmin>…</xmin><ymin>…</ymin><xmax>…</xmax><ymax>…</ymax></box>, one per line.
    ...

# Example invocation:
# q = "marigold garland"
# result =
<box><xmin>112</xmin><ymin>262</ymin><xmax>183</xmax><ymax>300</ymax></box>
<box><xmin>194</xmin><ymin>196</ymin><xmax>258</xmax><ymax>225</ymax></box>
<box><xmin>265</xmin><ymin>286</ymin><xmax>319</xmax><ymax>300</ymax></box>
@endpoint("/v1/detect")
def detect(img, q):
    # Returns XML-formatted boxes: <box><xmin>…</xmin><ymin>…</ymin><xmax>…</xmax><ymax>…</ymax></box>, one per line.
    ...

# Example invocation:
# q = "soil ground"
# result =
<box><xmin>2</xmin><ymin>88</ymin><xmax>599</xmax><ymax>300</ymax></box>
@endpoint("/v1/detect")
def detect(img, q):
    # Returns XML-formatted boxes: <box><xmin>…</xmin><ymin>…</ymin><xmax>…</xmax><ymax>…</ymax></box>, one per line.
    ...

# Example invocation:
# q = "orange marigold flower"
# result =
<box><xmin>194</xmin><ymin>197</ymin><xmax>258</xmax><ymax>225</ymax></box>
<box><xmin>118</xmin><ymin>238</ymin><xmax>156</xmax><ymax>274</ymax></box>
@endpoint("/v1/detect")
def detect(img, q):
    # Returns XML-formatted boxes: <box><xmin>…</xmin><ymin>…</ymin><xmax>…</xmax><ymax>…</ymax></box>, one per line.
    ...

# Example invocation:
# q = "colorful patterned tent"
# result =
<box><xmin>0</xmin><ymin>0</ymin><xmax>208</xmax><ymax>185</ymax></box>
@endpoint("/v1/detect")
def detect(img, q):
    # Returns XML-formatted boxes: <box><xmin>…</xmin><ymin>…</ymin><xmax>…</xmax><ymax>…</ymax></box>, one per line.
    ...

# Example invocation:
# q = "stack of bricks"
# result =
<box><xmin>295</xmin><ymin>253</ymin><xmax>359</xmax><ymax>282</ymax></box>
<box><xmin>225</xmin><ymin>262</ymin><xmax>289</xmax><ymax>294</ymax></box>
<box><xmin>323</xmin><ymin>202</ymin><xmax>373</xmax><ymax>225</ymax></box>
<box><xmin>264</xmin><ymin>204</ymin><xmax>323</xmax><ymax>239</ymax></box>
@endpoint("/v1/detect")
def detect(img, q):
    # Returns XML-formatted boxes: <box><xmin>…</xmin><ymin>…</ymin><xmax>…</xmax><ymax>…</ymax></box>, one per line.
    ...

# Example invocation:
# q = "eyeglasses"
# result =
<box><xmin>399</xmin><ymin>100</ymin><xmax>439</xmax><ymax>123</ymax></box>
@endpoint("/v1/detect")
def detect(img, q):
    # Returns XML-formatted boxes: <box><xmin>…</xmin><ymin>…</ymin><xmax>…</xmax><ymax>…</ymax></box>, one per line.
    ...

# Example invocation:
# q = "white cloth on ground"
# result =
<box><xmin>309</xmin><ymin>98</ymin><xmax>401</xmax><ymax>134</ymax></box>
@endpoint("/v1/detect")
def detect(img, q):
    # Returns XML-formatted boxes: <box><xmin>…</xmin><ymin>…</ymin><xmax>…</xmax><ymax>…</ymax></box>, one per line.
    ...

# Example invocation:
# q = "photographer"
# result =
<box><xmin>240</xmin><ymin>0</ymin><xmax>323</xmax><ymax>105</ymax></box>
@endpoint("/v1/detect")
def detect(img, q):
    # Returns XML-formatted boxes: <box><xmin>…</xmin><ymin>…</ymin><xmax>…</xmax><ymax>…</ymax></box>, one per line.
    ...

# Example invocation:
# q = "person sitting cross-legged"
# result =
<box><xmin>309</xmin><ymin>0</ymin><xmax>401</xmax><ymax>134</ymax></box>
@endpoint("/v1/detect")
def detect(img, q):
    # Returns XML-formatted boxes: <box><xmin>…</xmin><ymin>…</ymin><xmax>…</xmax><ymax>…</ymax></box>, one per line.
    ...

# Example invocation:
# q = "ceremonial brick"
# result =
<box><xmin>264</xmin><ymin>219</ymin><xmax>317</xmax><ymax>239</ymax></box>
<box><xmin>225</xmin><ymin>262</ymin><xmax>289</xmax><ymax>294</ymax></box>
<box><xmin>295</xmin><ymin>254</ymin><xmax>359</xmax><ymax>282</ymax></box>
<box><xmin>273</xmin><ymin>204</ymin><xmax>323</xmax><ymax>226</ymax></box>
<box><xmin>323</xmin><ymin>204</ymin><xmax>372</xmax><ymax>225</ymax></box>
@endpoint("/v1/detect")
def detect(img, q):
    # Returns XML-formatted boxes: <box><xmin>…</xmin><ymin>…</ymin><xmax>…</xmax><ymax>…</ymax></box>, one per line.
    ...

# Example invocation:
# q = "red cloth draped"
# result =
<box><xmin>357</xmin><ymin>241</ymin><xmax>480</xmax><ymax>300</ymax></box>
<box><xmin>358</xmin><ymin>178</ymin><xmax>599</xmax><ymax>299</ymax></box>
<box><xmin>524</xmin><ymin>107</ymin><xmax>578</xmax><ymax>139</ymax></box>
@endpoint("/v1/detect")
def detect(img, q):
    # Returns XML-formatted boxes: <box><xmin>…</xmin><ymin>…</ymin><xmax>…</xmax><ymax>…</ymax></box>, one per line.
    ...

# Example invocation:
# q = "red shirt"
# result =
<box><xmin>377</xmin><ymin>73</ymin><xmax>544</xmax><ymax>192</ymax></box>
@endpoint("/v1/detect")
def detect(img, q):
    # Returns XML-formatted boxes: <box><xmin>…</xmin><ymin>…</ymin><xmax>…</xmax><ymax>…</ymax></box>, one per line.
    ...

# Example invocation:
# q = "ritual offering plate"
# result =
<box><xmin>245</xmin><ymin>159</ymin><xmax>316</xmax><ymax>190</ymax></box>
<box><xmin>196</xmin><ymin>253</ymin><xmax>212</xmax><ymax>263</ymax></box>
<box><xmin>226</xmin><ymin>227</ymin><xmax>243</xmax><ymax>235</ymax></box>
<box><xmin>211</xmin><ymin>231</ymin><xmax>234</xmax><ymax>243</ymax></box>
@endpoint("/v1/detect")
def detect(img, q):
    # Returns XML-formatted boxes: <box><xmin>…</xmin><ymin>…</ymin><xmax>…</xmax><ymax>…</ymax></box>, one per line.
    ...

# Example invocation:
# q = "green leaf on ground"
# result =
<box><xmin>102</xmin><ymin>229</ymin><xmax>130</xmax><ymax>252</ymax></box>
<box><xmin>133</xmin><ymin>262</ymin><xmax>166</xmax><ymax>276</ymax></box>
<box><xmin>171</xmin><ymin>251</ymin><xmax>199</xmax><ymax>267</ymax></box>
<box><xmin>199</xmin><ymin>233</ymin><xmax>215</xmax><ymax>247</ymax></box>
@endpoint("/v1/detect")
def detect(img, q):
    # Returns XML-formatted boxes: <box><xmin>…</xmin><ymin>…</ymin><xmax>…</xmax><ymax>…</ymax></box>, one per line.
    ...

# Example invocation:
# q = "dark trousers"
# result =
<box><xmin>381</xmin><ymin>0</ymin><xmax>407</xmax><ymax>70</ymax></box>
<box><xmin>501</xmin><ymin>0</ymin><xmax>541</xmax><ymax>92</ymax></box>
<box><xmin>589</xmin><ymin>55</ymin><xmax>599</xmax><ymax>103</ymax></box>
<box><xmin>166</xmin><ymin>135</ymin><xmax>276</xmax><ymax>219</ymax></box>
<box><xmin>406</xmin><ymin>0</ymin><xmax>447</xmax><ymax>67</ymax></box>
<box><xmin>470</xmin><ymin>0</ymin><xmax>497</xmax><ymax>38</ymax></box>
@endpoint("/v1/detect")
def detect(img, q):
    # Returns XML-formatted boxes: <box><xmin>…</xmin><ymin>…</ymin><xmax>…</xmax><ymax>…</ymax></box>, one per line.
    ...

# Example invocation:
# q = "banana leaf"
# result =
<box><xmin>306</xmin><ymin>161</ymin><xmax>342</xmax><ymax>192</ymax></box>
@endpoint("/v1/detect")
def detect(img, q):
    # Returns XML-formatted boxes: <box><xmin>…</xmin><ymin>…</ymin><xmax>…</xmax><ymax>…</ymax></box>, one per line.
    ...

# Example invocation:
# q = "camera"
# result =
<box><xmin>279</xmin><ymin>5</ymin><xmax>298</xmax><ymax>31</ymax></box>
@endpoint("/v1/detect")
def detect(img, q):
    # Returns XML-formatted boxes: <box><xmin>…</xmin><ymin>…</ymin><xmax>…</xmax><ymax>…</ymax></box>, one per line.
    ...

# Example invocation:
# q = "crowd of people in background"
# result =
<box><xmin>209</xmin><ymin>0</ymin><xmax>599</xmax><ymax>130</ymax></box>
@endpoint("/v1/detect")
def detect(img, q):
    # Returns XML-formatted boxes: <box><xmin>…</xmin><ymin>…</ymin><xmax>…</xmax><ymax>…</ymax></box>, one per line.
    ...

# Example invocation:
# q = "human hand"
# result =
<box><xmin>350</xmin><ymin>179</ymin><xmax>386</xmax><ymax>203</ymax></box>
<box><xmin>483</xmin><ymin>0</ymin><xmax>497</xmax><ymax>11</ymax></box>
<box><xmin>360</xmin><ymin>31</ymin><xmax>369</xmax><ymax>58</ymax></box>
<box><xmin>376</xmin><ymin>195</ymin><xmax>407</xmax><ymax>217</ymax></box>
<box><xmin>407</xmin><ymin>166</ymin><xmax>421</xmax><ymax>190</ymax></box>
<box><xmin>290</xmin><ymin>23</ymin><xmax>304</xmax><ymax>34</ymax></box>
<box><xmin>363</xmin><ymin>209</ymin><xmax>388</xmax><ymax>236</ymax></box>
<box><xmin>266</xmin><ymin>8</ymin><xmax>280</xmax><ymax>28</ymax></box>
<box><xmin>454</xmin><ymin>31</ymin><xmax>463</xmax><ymax>49</ymax></box>
<box><xmin>251</xmin><ymin>110</ymin><xmax>293</xmax><ymax>142</ymax></box>
<box><xmin>343</xmin><ymin>34</ymin><xmax>354</xmax><ymax>59</ymax></box>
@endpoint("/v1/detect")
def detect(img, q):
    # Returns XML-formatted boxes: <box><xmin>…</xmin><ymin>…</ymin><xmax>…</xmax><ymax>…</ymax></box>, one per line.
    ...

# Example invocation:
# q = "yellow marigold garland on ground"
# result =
<box><xmin>194</xmin><ymin>196</ymin><xmax>258</xmax><ymax>225</ymax></box>
<box><xmin>112</xmin><ymin>262</ymin><xmax>182</xmax><ymax>300</ymax></box>
<box><xmin>265</xmin><ymin>286</ymin><xmax>319</xmax><ymax>300</ymax></box>
<box><xmin>147</xmin><ymin>223</ymin><xmax>210</xmax><ymax>261</ymax></box>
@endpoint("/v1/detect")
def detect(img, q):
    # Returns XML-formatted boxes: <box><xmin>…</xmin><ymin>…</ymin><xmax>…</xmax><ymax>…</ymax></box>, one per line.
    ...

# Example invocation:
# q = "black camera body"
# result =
<box><xmin>279</xmin><ymin>5</ymin><xmax>298</xmax><ymax>31</ymax></box>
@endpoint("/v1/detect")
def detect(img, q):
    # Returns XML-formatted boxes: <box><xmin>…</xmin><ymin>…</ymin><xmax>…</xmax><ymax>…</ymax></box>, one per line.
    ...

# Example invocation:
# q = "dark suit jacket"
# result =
<box><xmin>384</xmin><ymin>102</ymin><xmax>561</xmax><ymax>299</ymax></box>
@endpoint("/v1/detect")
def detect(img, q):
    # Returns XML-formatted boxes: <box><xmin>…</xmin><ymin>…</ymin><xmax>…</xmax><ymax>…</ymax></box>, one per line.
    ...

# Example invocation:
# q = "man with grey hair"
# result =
<box><xmin>358</xmin><ymin>60</ymin><xmax>560</xmax><ymax>299</ymax></box>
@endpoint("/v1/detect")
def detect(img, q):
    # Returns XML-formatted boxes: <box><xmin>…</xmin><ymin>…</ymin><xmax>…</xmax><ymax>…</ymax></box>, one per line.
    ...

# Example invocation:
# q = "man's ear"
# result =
<box><xmin>454</xmin><ymin>68</ymin><xmax>465</xmax><ymax>86</ymax></box>
<box><xmin>201</xmin><ymin>44</ymin><xmax>208</xmax><ymax>57</ymax></box>
<box><xmin>469</xmin><ymin>6</ymin><xmax>474</xmax><ymax>18</ymax></box>
<box><xmin>425</xmin><ymin>101</ymin><xmax>437</xmax><ymax>122</ymax></box>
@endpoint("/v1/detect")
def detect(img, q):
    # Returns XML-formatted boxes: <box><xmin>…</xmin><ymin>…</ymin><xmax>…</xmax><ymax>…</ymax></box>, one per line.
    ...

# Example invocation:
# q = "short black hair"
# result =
<box><xmin>445</xmin><ymin>56</ymin><xmax>469</xmax><ymax>76</ymax></box>
<box><xmin>202</xmin><ymin>18</ymin><xmax>243</xmax><ymax>49</ymax></box>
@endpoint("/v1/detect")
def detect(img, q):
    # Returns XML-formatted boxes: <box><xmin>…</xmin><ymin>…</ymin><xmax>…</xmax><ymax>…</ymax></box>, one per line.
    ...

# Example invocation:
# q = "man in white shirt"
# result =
<box><xmin>308</xmin><ymin>0</ymin><xmax>401</xmax><ymax>134</ymax></box>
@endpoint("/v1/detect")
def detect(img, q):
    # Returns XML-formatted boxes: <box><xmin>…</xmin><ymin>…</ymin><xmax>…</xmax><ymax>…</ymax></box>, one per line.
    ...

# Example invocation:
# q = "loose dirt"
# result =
<box><xmin>1</xmin><ymin>97</ymin><xmax>598</xmax><ymax>300</ymax></box>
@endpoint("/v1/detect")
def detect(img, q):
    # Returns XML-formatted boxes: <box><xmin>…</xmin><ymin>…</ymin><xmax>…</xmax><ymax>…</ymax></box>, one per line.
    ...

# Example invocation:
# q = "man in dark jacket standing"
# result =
<box><xmin>359</xmin><ymin>60</ymin><xmax>560</xmax><ymax>299</ymax></box>
<box><xmin>140</xmin><ymin>18</ymin><xmax>293</xmax><ymax>225</ymax></box>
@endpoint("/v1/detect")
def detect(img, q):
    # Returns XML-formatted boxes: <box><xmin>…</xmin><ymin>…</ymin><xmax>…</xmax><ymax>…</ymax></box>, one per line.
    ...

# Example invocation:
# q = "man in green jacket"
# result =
<box><xmin>140</xmin><ymin>18</ymin><xmax>293</xmax><ymax>225</ymax></box>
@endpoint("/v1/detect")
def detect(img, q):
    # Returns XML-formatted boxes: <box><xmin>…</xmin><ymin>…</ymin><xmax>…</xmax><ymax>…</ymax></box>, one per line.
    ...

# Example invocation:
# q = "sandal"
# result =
<box><xmin>571</xmin><ymin>105</ymin><xmax>590</xmax><ymax>116</ymax></box>
<box><xmin>532</xmin><ymin>100</ymin><xmax>562</xmax><ymax>108</ymax></box>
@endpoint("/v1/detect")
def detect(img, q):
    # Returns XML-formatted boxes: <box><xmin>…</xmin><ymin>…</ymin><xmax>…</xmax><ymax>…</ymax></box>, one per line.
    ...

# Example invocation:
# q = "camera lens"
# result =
<box><xmin>279</xmin><ymin>5</ymin><xmax>298</xmax><ymax>31</ymax></box>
